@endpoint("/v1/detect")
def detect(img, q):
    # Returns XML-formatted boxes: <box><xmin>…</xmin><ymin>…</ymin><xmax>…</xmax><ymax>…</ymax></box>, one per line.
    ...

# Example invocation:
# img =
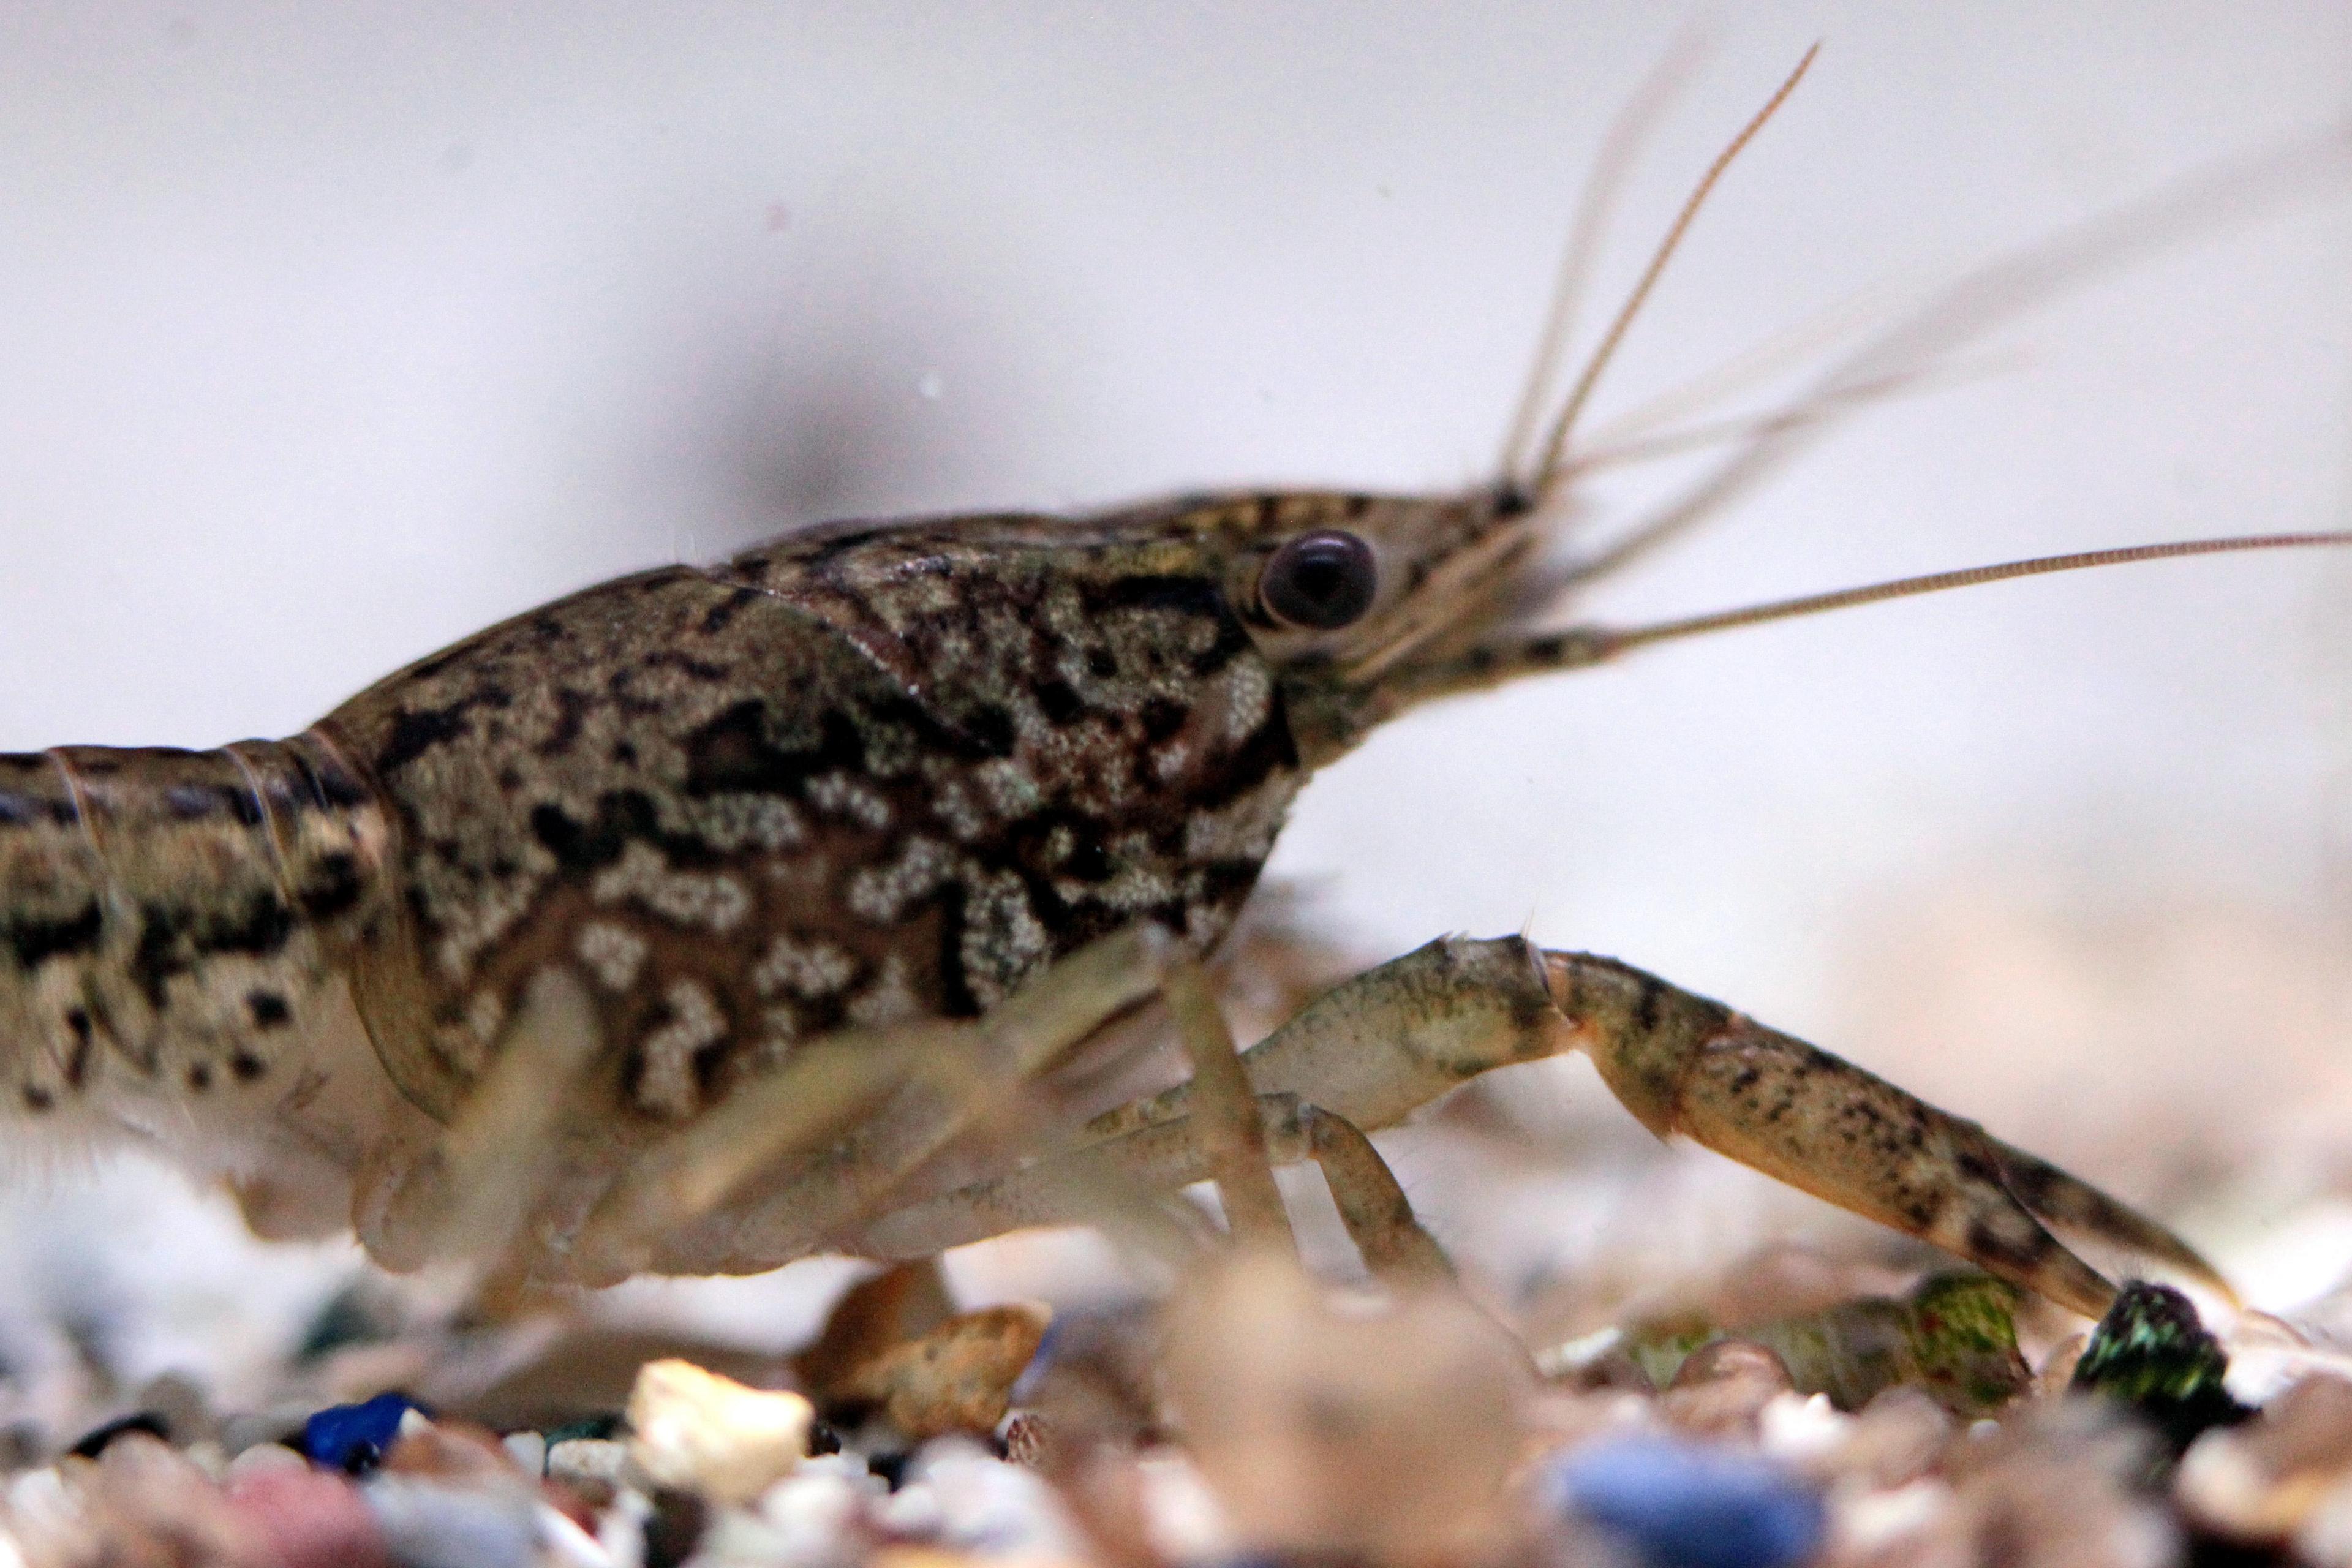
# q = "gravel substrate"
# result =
<box><xmin>11</xmin><ymin>1245</ymin><xmax>2352</xmax><ymax>1568</ymax></box>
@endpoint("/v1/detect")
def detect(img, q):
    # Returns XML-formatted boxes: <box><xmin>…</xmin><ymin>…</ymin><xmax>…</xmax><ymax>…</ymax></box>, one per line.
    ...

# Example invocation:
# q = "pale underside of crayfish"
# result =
<box><xmin>0</xmin><ymin>51</ymin><xmax>2340</xmax><ymax>1318</ymax></box>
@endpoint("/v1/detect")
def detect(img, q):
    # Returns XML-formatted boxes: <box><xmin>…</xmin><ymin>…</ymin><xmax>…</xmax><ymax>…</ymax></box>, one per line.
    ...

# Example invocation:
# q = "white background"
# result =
<box><xmin>0</xmin><ymin>2</ymin><xmax>2346</xmax><ymax>1383</ymax></box>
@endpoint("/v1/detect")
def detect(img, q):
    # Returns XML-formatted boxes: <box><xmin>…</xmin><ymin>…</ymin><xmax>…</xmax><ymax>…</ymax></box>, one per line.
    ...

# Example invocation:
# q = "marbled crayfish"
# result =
<box><xmin>1</xmin><ymin>53</ymin><xmax>2340</xmax><ymax>1316</ymax></box>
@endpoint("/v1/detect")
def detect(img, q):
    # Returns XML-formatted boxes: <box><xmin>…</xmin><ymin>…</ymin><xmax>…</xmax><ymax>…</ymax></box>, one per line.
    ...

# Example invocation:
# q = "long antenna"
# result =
<box><xmin>1590</xmin><ymin>532</ymin><xmax>2352</xmax><ymax>658</ymax></box>
<box><xmin>1401</xmin><ymin>530</ymin><xmax>2352</xmax><ymax>703</ymax></box>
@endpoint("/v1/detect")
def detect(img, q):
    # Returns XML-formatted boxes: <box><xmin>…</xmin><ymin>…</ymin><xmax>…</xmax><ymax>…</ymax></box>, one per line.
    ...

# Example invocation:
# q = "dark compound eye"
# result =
<box><xmin>1257</xmin><ymin>530</ymin><xmax>1378</xmax><ymax>630</ymax></box>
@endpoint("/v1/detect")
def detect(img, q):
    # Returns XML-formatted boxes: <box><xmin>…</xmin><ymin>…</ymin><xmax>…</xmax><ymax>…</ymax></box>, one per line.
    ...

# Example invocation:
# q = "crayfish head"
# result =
<box><xmin>1118</xmin><ymin>483</ymin><xmax>1576</xmax><ymax>769</ymax></box>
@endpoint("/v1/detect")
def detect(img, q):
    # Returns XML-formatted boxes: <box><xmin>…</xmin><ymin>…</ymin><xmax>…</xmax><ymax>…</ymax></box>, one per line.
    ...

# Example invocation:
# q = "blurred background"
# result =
<box><xmin>0</xmin><ymin>1</ymin><xmax>2345</xmax><ymax>1426</ymax></box>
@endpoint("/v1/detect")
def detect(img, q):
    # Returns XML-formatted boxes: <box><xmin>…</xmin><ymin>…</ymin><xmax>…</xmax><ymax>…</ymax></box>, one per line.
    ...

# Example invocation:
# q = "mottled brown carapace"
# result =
<box><xmin>0</xmin><ymin>488</ymin><xmax>1531</xmax><ymax>1144</ymax></box>
<box><xmin>326</xmin><ymin>494</ymin><xmax>1491</xmax><ymax>1130</ymax></box>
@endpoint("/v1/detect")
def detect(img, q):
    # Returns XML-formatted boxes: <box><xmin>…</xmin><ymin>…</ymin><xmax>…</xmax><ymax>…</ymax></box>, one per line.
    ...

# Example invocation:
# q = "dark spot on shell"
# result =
<box><xmin>536</xmin><ymin>688</ymin><xmax>598</xmax><ymax>759</ymax></box>
<box><xmin>375</xmin><ymin>707</ymin><xmax>469</xmax><ymax>774</ymax></box>
<box><xmin>306</xmin><ymin>757</ymin><xmax>374</xmax><ymax>810</ymax></box>
<box><xmin>532</xmin><ymin>803</ymin><xmax>617</xmax><ymax>873</ymax></box>
<box><xmin>1967</xmin><ymin>1214</ymin><xmax>2045</xmax><ymax>1268</ymax></box>
<box><xmin>1632</xmin><ymin>974</ymin><xmax>1665</xmax><ymax>1036</ymax></box>
<box><xmin>1139</xmin><ymin>699</ymin><xmax>1188</xmax><ymax>743</ymax></box>
<box><xmin>7</xmin><ymin>902</ymin><xmax>102</xmax><ymax>969</ymax></box>
<box><xmin>1061</xmin><ymin>834</ymin><xmax>1110</xmax><ymax>881</ymax></box>
<box><xmin>1033</xmin><ymin>680</ymin><xmax>1085</xmax><ymax>725</ymax></box>
<box><xmin>247</xmin><ymin>991</ymin><xmax>291</xmax><ymax>1029</ymax></box>
<box><xmin>298</xmin><ymin>853</ymin><xmax>365</xmax><ymax>920</ymax></box>
<box><xmin>207</xmin><ymin>892</ymin><xmax>295</xmax><ymax>957</ymax></box>
<box><xmin>187</xmin><ymin>1063</ymin><xmax>212</xmax><ymax>1091</ymax></box>
<box><xmin>166</xmin><ymin>785</ymin><xmax>227</xmax><ymax>821</ymax></box>
<box><xmin>22</xmin><ymin>1085</ymin><xmax>52</xmax><ymax>1112</ymax></box>
<box><xmin>962</xmin><ymin>705</ymin><xmax>1016</xmax><ymax>756</ymax></box>
<box><xmin>700</xmin><ymin>587</ymin><xmax>761</xmax><ymax>636</ymax></box>
<box><xmin>643</xmin><ymin>650</ymin><xmax>731</xmax><ymax>683</ymax></box>
<box><xmin>683</xmin><ymin>703</ymin><xmax>868</xmax><ymax>797</ymax></box>
<box><xmin>374</xmin><ymin>688</ymin><xmax>512</xmax><ymax>775</ymax></box>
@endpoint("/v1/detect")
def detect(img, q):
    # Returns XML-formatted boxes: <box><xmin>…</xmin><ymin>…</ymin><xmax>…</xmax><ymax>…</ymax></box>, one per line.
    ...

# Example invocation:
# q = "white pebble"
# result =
<box><xmin>878</xmin><ymin>1479</ymin><xmax>943</xmax><ymax>1536</ymax></box>
<box><xmin>627</xmin><ymin>1359</ymin><xmax>813</xmax><ymax>1506</ymax></box>
<box><xmin>597</xmin><ymin>1487</ymin><xmax>652</xmax><ymax>1568</ymax></box>
<box><xmin>757</xmin><ymin>1467</ymin><xmax>864</xmax><ymax>1537</ymax></box>
<box><xmin>796</xmin><ymin>1453</ymin><xmax>885</xmax><ymax>1495</ymax></box>
<box><xmin>1758</xmin><ymin>1391</ymin><xmax>1849</xmax><ymax>1462</ymax></box>
<box><xmin>365</xmin><ymin>1476</ymin><xmax>538</xmax><ymax>1568</ymax></box>
<box><xmin>722</xmin><ymin>1468</ymin><xmax>872</xmax><ymax>1568</ymax></box>
<box><xmin>2298</xmin><ymin>1474</ymin><xmax>2352</xmax><ymax>1568</ymax></box>
<box><xmin>914</xmin><ymin>1440</ymin><xmax>1081</xmax><ymax>1557</ymax></box>
<box><xmin>536</xmin><ymin>1501</ymin><xmax>618</xmax><ymax>1568</ymax></box>
<box><xmin>502</xmin><ymin>1430</ymin><xmax>546</xmax><ymax>1477</ymax></box>
<box><xmin>1134</xmin><ymin>1449</ymin><xmax>1233</xmax><ymax>1561</ymax></box>
<box><xmin>1836</xmin><ymin>1479</ymin><xmax>1954</xmax><ymax>1553</ymax></box>
<box><xmin>548</xmin><ymin>1438</ymin><xmax>629</xmax><ymax>1487</ymax></box>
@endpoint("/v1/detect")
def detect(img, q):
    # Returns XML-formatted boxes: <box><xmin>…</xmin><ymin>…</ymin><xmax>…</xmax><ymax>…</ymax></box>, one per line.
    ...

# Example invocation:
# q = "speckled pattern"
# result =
<box><xmin>322</xmin><ymin>510</ymin><xmax>1314</xmax><ymax>1127</ymax></box>
<box><xmin>0</xmin><ymin>483</ymin><xmax>1534</xmax><ymax>1195</ymax></box>
<box><xmin>0</xmin><ymin>736</ymin><xmax>384</xmax><ymax>1123</ymax></box>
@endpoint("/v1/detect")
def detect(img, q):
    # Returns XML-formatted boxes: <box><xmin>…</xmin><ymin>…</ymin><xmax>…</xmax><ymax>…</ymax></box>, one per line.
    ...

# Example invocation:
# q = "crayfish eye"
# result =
<box><xmin>1257</xmin><ymin>530</ymin><xmax>1378</xmax><ymax>630</ymax></box>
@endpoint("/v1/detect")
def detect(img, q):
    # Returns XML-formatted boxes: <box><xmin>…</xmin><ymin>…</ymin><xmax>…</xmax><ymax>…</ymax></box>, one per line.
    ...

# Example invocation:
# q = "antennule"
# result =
<box><xmin>1521</xmin><ymin>43</ymin><xmax>1820</xmax><ymax>506</ymax></box>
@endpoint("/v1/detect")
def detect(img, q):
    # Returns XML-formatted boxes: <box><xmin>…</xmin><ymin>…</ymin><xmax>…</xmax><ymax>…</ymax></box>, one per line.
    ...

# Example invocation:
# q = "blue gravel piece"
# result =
<box><xmin>301</xmin><ymin>1391</ymin><xmax>419</xmax><ymax>1473</ymax></box>
<box><xmin>1550</xmin><ymin>1436</ymin><xmax>1826</xmax><ymax>1568</ymax></box>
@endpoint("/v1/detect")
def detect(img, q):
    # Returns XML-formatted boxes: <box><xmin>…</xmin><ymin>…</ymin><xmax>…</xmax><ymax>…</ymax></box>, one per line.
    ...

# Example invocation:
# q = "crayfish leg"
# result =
<box><xmin>1545</xmin><ymin>949</ymin><xmax>2225</xmax><ymax>1318</ymax></box>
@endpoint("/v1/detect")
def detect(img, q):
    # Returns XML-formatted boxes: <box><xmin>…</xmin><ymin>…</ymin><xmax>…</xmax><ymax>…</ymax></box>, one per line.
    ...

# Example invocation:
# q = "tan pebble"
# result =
<box><xmin>1842</xmin><ymin>1385</ymin><xmax>1957</xmax><ymax>1490</ymax></box>
<box><xmin>1002</xmin><ymin>1412</ymin><xmax>1050</xmax><ymax>1468</ymax></box>
<box><xmin>1159</xmin><ymin>1256</ymin><xmax>1529</xmax><ymax>1565</ymax></box>
<box><xmin>2180</xmin><ymin>1432</ymin><xmax>2291</xmax><ymax>1540</ymax></box>
<box><xmin>227</xmin><ymin>1442</ymin><xmax>309</xmax><ymax>1482</ymax></box>
<box><xmin>1943</xmin><ymin>1401</ymin><xmax>2177</xmax><ymax>1567</ymax></box>
<box><xmin>796</xmin><ymin>1261</ymin><xmax>957</xmax><ymax>1399</ymax></box>
<box><xmin>1660</xmin><ymin>1339</ymin><xmax>1793</xmax><ymax>1438</ymax></box>
<box><xmin>2037</xmin><ymin>1332</ymin><xmax>2089</xmax><ymax>1397</ymax></box>
<box><xmin>382</xmin><ymin>1418</ymin><xmax>520</xmax><ymax>1481</ymax></box>
<box><xmin>870</xmin><ymin>1550</ymin><xmax>1087</xmax><ymax>1568</ymax></box>
<box><xmin>2297</xmin><ymin>1472</ymin><xmax>2352</xmax><ymax>1567</ymax></box>
<box><xmin>839</xmin><ymin>1305</ymin><xmax>1052</xmax><ymax>1441</ymax></box>
<box><xmin>627</xmin><ymin>1358</ymin><xmax>813</xmax><ymax>1506</ymax></box>
<box><xmin>1835</xmin><ymin>1477</ymin><xmax>1955</xmax><ymax>1556</ymax></box>
<box><xmin>2180</xmin><ymin>1374</ymin><xmax>2352</xmax><ymax>1541</ymax></box>
<box><xmin>2243</xmin><ymin>1373</ymin><xmax>2352</xmax><ymax>1475</ymax></box>
<box><xmin>77</xmin><ymin>1434</ymin><xmax>251</xmax><ymax>1561</ymax></box>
